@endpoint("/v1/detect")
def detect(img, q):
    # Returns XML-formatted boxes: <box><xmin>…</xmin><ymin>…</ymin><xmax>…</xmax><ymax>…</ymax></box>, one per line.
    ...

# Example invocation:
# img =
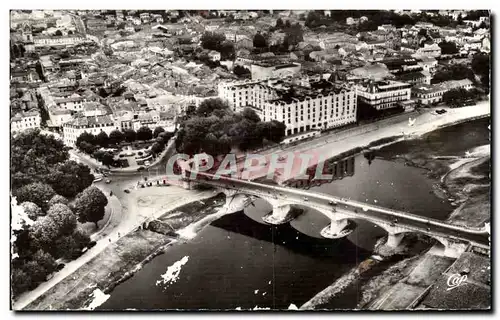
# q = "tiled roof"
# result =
<box><xmin>66</xmin><ymin>114</ymin><xmax>114</xmax><ymax>127</ymax></box>
<box><xmin>11</xmin><ymin>109</ymin><xmax>40</xmax><ymax>122</ymax></box>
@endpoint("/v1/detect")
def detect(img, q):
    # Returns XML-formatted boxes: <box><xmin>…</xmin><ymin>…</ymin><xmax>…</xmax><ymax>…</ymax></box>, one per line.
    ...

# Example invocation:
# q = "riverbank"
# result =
<box><xmin>300</xmin><ymin>115</ymin><xmax>491</xmax><ymax>310</ymax></box>
<box><xmin>363</xmin><ymin>123</ymin><xmax>491</xmax><ymax>309</ymax></box>
<box><xmin>21</xmin><ymin>187</ymin><xmax>222</xmax><ymax>310</ymax></box>
<box><xmin>250</xmin><ymin>102</ymin><xmax>490</xmax><ymax>183</ymax></box>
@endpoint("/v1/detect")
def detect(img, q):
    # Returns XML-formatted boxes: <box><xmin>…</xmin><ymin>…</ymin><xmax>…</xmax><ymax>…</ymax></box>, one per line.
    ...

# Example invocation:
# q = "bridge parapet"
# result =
<box><xmin>188</xmin><ymin>173</ymin><xmax>489</xmax><ymax>251</ymax></box>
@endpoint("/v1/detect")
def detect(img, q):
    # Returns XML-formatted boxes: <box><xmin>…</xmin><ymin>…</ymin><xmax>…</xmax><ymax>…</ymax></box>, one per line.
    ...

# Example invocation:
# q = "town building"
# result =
<box><xmin>381</xmin><ymin>57</ymin><xmax>422</xmax><ymax>74</ymax></box>
<box><xmin>11</xmin><ymin>109</ymin><xmax>41</xmax><ymax>133</ymax></box>
<box><xmin>417</xmin><ymin>56</ymin><xmax>438</xmax><ymax>74</ymax></box>
<box><xmin>250</xmin><ymin>62</ymin><xmax>301</xmax><ymax>81</ymax></box>
<box><xmin>33</xmin><ymin>35</ymin><xmax>85</xmax><ymax>47</ymax></box>
<box><xmin>218</xmin><ymin>77</ymin><xmax>358</xmax><ymax>143</ymax></box>
<box><xmin>414</xmin><ymin>43</ymin><xmax>442</xmax><ymax>58</ymax></box>
<box><xmin>53</xmin><ymin>94</ymin><xmax>89</xmax><ymax>111</ymax></box>
<box><xmin>356</xmin><ymin>80</ymin><xmax>412</xmax><ymax>111</ymax></box>
<box><xmin>412</xmin><ymin>79</ymin><xmax>474</xmax><ymax>105</ymax></box>
<box><xmin>47</xmin><ymin>108</ymin><xmax>72</xmax><ymax>128</ymax></box>
<box><xmin>208</xmin><ymin>50</ymin><xmax>221</xmax><ymax>61</ymax></box>
<box><xmin>63</xmin><ymin>114</ymin><xmax>118</xmax><ymax>147</ymax></box>
<box><xmin>83</xmin><ymin>101</ymin><xmax>108</xmax><ymax>117</ymax></box>
<box><xmin>395</xmin><ymin>71</ymin><xmax>431</xmax><ymax>85</ymax></box>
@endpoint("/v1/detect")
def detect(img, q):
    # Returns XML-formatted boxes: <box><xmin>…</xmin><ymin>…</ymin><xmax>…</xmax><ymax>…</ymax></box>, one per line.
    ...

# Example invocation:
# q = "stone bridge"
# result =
<box><xmin>176</xmin><ymin>166</ymin><xmax>489</xmax><ymax>259</ymax></box>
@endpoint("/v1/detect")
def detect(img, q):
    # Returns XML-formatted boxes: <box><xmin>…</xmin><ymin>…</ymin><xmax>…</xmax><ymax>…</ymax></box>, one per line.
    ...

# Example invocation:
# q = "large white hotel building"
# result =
<box><xmin>218</xmin><ymin>77</ymin><xmax>357</xmax><ymax>143</ymax></box>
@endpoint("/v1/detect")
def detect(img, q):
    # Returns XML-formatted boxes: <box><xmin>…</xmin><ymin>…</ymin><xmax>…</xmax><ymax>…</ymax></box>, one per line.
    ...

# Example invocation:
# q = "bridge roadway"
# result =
<box><xmin>188</xmin><ymin>171</ymin><xmax>489</xmax><ymax>249</ymax></box>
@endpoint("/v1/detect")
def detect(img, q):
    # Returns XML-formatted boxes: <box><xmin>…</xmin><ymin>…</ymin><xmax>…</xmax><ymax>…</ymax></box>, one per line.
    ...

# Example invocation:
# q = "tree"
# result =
<box><xmin>20</xmin><ymin>202</ymin><xmax>43</xmax><ymax>220</ymax></box>
<box><xmin>196</xmin><ymin>98</ymin><xmax>230</xmax><ymax>117</ymax></box>
<box><xmin>72</xmin><ymin>186</ymin><xmax>108</xmax><ymax>228</ymax></box>
<box><xmin>47</xmin><ymin>203</ymin><xmax>77</xmax><ymax>237</ymax></box>
<box><xmin>219</xmin><ymin>40</ymin><xmax>235</xmax><ymax>60</ymax></box>
<box><xmin>242</xmin><ymin>107</ymin><xmax>261</xmax><ymax>123</ymax></box>
<box><xmin>75</xmin><ymin>131</ymin><xmax>95</xmax><ymax>148</ymax></box>
<box><xmin>54</xmin><ymin>30</ymin><xmax>63</xmax><ymax>36</ymax></box>
<box><xmin>79</xmin><ymin>141</ymin><xmax>97</xmax><ymax>154</ymax></box>
<box><xmin>45</xmin><ymin>161</ymin><xmax>94</xmax><ymax>198</ymax></box>
<box><xmin>153</xmin><ymin>126</ymin><xmax>165</xmax><ymax>138</ymax></box>
<box><xmin>11</xmin><ymin>129</ymin><xmax>69</xmax><ymax>177</ymax></box>
<box><xmin>253</xmin><ymin>33</ymin><xmax>267</xmax><ymax>48</ymax></box>
<box><xmin>15</xmin><ymin>182</ymin><xmax>56</xmax><ymax>212</ymax></box>
<box><xmin>48</xmin><ymin>195</ymin><xmax>69</xmax><ymax>207</ymax></box>
<box><xmin>101</xmin><ymin>152</ymin><xmax>114</xmax><ymax>168</ymax></box>
<box><xmin>23</xmin><ymin>250</ymin><xmax>57</xmax><ymax>285</ymax></box>
<box><xmin>54</xmin><ymin>235</ymin><xmax>79</xmax><ymax>260</ymax></box>
<box><xmin>285</xmin><ymin>20</ymin><xmax>291</xmax><ymax>28</ymax></box>
<box><xmin>95</xmin><ymin>131</ymin><xmax>109</xmax><ymax>147</ymax></box>
<box><xmin>258</xmin><ymin>120</ymin><xmax>287</xmax><ymax>143</ymax></box>
<box><xmin>123</xmin><ymin>128</ymin><xmax>136</xmax><ymax>142</ymax></box>
<box><xmin>54</xmin><ymin>228</ymin><xmax>90</xmax><ymax>259</ymax></box>
<box><xmin>432</xmin><ymin>64</ymin><xmax>475</xmax><ymax>84</ymax></box>
<box><xmin>93</xmin><ymin>149</ymin><xmax>105</xmax><ymax>162</ymax></box>
<box><xmin>155</xmin><ymin>137</ymin><xmax>165</xmax><ymax>145</ymax></box>
<box><xmin>158</xmin><ymin>131</ymin><xmax>174</xmax><ymax>144</ymax></box>
<box><xmin>267</xmin><ymin>121</ymin><xmax>286</xmax><ymax>143</ymax></box>
<box><xmin>186</xmin><ymin>105</ymin><xmax>197</xmax><ymax>118</ymax></box>
<box><xmin>53</xmin><ymin>226</ymin><xmax>90</xmax><ymax>259</ymax></box>
<box><xmin>200</xmin><ymin>32</ymin><xmax>226</xmax><ymax>51</ymax></box>
<box><xmin>11</xmin><ymin>268</ymin><xmax>31</xmax><ymax>297</ymax></box>
<box><xmin>305</xmin><ymin>11</ymin><xmax>321</xmax><ymax>28</ymax></box>
<box><xmin>233</xmin><ymin>65</ymin><xmax>251</xmax><ymax>77</ymax></box>
<box><xmin>137</xmin><ymin>126</ymin><xmax>153</xmax><ymax>141</ymax></box>
<box><xmin>276</xmin><ymin>17</ymin><xmax>284</xmax><ymax>28</ymax></box>
<box><xmin>472</xmin><ymin>53</ymin><xmax>490</xmax><ymax>89</ymax></box>
<box><xmin>109</xmin><ymin>130</ymin><xmax>124</xmax><ymax>145</ymax></box>
<box><xmin>438</xmin><ymin>40</ymin><xmax>458</xmax><ymax>54</ymax></box>
<box><xmin>151</xmin><ymin>142</ymin><xmax>165</xmax><ymax>155</ymax></box>
<box><xmin>283</xmin><ymin>23</ymin><xmax>304</xmax><ymax>48</ymax></box>
<box><xmin>31</xmin><ymin>216</ymin><xmax>59</xmax><ymax>251</ymax></box>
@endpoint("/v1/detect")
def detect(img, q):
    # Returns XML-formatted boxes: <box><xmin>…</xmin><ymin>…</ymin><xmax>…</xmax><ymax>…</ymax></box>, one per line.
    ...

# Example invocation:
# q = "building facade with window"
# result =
<box><xmin>11</xmin><ymin>109</ymin><xmax>41</xmax><ymax>133</ymax></box>
<box><xmin>412</xmin><ymin>79</ymin><xmax>473</xmax><ymax>105</ymax></box>
<box><xmin>63</xmin><ymin>115</ymin><xmax>119</xmax><ymax>147</ymax></box>
<box><xmin>356</xmin><ymin>80</ymin><xmax>412</xmax><ymax>110</ymax></box>
<box><xmin>218</xmin><ymin>78</ymin><xmax>357</xmax><ymax>143</ymax></box>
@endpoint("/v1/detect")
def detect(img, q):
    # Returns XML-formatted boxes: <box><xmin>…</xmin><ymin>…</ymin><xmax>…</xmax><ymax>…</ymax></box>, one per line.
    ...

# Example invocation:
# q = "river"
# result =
<box><xmin>99</xmin><ymin>117</ymin><xmax>490</xmax><ymax>310</ymax></box>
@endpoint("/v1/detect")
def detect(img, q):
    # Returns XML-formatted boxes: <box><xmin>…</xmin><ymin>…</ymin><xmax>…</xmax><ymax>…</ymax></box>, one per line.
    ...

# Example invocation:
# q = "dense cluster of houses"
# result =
<box><xmin>10</xmin><ymin>9</ymin><xmax>490</xmax><ymax>144</ymax></box>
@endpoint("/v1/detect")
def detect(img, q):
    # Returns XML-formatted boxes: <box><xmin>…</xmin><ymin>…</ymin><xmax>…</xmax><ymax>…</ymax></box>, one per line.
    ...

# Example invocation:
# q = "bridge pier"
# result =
<box><xmin>181</xmin><ymin>179</ymin><xmax>197</xmax><ymax>190</ymax></box>
<box><xmin>429</xmin><ymin>237</ymin><xmax>468</xmax><ymax>259</ymax></box>
<box><xmin>222</xmin><ymin>193</ymin><xmax>251</xmax><ymax>214</ymax></box>
<box><xmin>385</xmin><ymin>233</ymin><xmax>405</xmax><ymax>248</ymax></box>
<box><xmin>262</xmin><ymin>204</ymin><xmax>296</xmax><ymax>224</ymax></box>
<box><xmin>320</xmin><ymin>219</ymin><xmax>352</xmax><ymax>239</ymax></box>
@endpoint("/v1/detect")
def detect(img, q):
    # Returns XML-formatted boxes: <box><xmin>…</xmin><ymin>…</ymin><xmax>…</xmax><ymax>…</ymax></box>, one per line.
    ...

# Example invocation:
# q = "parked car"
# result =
<box><xmin>328</xmin><ymin>200</ymin><xmax>337</xmax><ymax>205</ymax></box>
<box><xmin>303</xmin><ymin>197</ymin><xmax>309</xmax><ymax>201</ymax></box>
<box><xmin>55</xmin><ymin>263</ymin><xmax>65</xmax><ymax>271</ymax></box>
<box><xmin>105</xmin><ymin>179</ymin><xmax>111</xmax><ymax>184</ymax></box>
<box><xmin>137</xmin><ymin>166</ymin><xmax>145</xmax><ymax>171</ymax></box>
<box><xmin>436</xmin><ymin>109</ymin><xmax>447</xmax><ymax>114</ymax></box>
<box><xmin>124</xmin><ymin>189</ymin><xmax>130</xmax><ymax>193</ymax></box>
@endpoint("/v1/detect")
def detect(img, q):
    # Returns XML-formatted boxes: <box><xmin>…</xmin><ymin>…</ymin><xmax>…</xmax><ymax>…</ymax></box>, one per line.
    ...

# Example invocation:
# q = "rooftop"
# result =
<box><xmin>66</xmin><ymin>114</ymin><xmax>115</xmax><ymax>127</ymax></box>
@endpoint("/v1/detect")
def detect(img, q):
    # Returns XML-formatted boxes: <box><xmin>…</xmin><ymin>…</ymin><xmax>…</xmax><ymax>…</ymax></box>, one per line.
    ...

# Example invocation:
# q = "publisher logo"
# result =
<box><xmin>447</xmin><ymin>273</ymin><xmax>467</xmax><ymax>291</ymax></box>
